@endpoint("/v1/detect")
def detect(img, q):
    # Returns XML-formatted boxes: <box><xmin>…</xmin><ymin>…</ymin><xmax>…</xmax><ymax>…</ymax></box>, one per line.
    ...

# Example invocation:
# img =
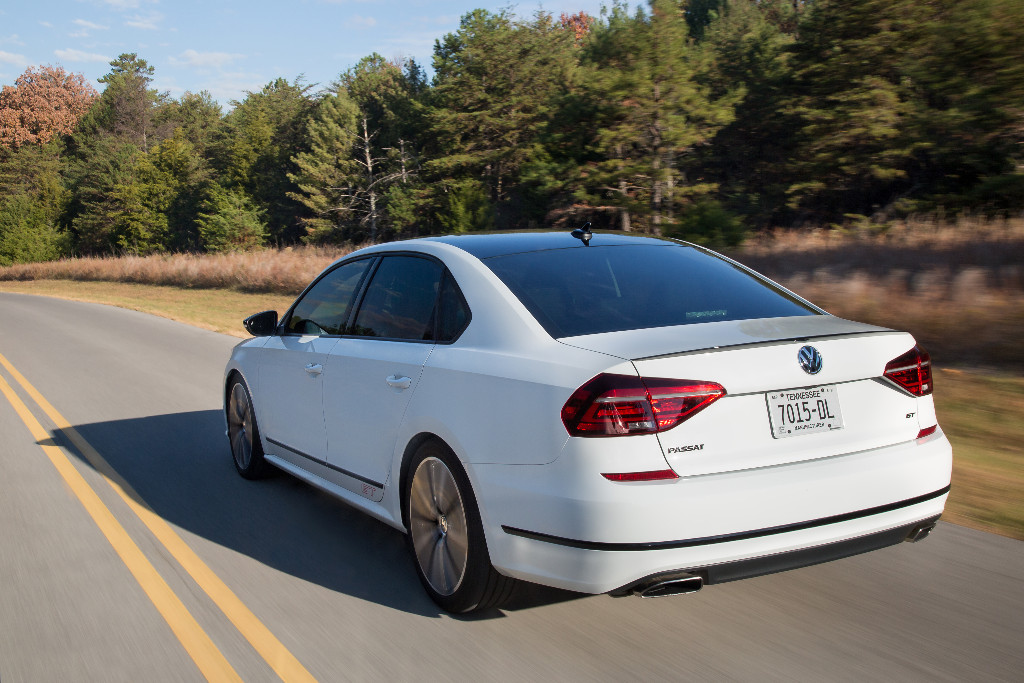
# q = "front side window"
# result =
<box><xmin>351</xmin><ymin>256</ymin><xmax>444</xmax><ymax>340</ymax></box>
<box><xmin>284</xmin><ymin>259</ymin><xmax>372</xmax><ymax>336</ymax></box>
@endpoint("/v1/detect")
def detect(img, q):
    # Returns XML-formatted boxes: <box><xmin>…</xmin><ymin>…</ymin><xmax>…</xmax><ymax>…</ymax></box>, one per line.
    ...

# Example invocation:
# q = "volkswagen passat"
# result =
<box><xmin>224</xmin><ymin>231</ymin><xmax>952</xmax><ymax>613</ymax></box>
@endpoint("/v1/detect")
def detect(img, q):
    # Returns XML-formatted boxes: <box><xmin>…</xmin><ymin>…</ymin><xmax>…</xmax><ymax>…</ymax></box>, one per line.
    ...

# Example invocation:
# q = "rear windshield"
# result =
<box><xmin>484</xmin><ymin>244</ymin><xmax>818</xmax><ymax>338</ymax></box>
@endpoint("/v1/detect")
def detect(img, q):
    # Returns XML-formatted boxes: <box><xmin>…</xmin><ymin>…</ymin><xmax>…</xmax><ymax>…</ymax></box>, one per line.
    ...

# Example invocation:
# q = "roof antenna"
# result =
<box><xmin>571</xmin><ymin>222</ymin><xmax>593</xmax><ymax>246</ymax></box>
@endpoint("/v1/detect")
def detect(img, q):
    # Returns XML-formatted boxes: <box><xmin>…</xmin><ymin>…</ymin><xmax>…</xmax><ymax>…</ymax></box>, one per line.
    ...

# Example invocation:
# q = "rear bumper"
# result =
<box><xmin>469</xmin><ymin>430</ymin><xmax>952</xmax><ymax>594</ymax></box>
<box><xmin>612</xmin><ymin>514</ymin><xmax>940</xmax><ymax>595</ymax></box>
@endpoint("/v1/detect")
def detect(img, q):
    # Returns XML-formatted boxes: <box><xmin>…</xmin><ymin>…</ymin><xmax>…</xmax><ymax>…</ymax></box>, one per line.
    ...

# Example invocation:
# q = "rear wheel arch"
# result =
<box><xmin>399</xmin><ymin>433</ymin><xmax>453</xmax><ymax>530</ymax></box>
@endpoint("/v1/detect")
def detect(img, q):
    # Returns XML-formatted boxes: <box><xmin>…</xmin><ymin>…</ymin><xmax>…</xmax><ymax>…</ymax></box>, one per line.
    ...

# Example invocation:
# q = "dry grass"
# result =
<box><xmin>0</xmin><ymin>280</ymin><xmax>296</xmax><ymax>337</ymax></box>
<box><xmin>735</xmin><ymin>214</ymin><xmax>1024</xmax><ymax>277</ymax></box>
<box><xmin>0</xmin><ymin>245</ymin><xmax>360</xmax><ymax>295</ymax></box>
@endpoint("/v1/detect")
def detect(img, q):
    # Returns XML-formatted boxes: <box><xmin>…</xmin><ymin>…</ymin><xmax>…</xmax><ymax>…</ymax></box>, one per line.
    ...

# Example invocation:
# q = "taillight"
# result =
<box><xmin>561</xmin><ymin>373</ymin><xmax>725</xmax><ymax>437</ymax></box>
<box><xmin>602</xmin><ymin>470</ymin><xmax>679</xmax><ymax>482</ymax></box>
<box><xmin>884</xmin><ymin>345</ymin><xmax>933</xmax><ymax>396</ymax></box>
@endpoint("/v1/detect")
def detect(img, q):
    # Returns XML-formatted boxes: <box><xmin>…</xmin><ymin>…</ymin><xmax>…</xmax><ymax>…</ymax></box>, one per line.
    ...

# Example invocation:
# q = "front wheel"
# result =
<box><xmin>227</xmin><ymin>376</ymin><xmax>269</xmax><ymax>479</ymax></box>
<box><xmin>405</xmin><ymin>440</ymin><xmax>516</xmax><ymax>613</ymax></box>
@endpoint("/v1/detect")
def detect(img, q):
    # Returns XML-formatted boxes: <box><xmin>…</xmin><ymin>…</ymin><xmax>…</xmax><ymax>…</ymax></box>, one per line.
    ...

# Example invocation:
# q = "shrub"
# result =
<box><xmin>438</xmin><ymin>180</ymin><xmax>494</xmax><ymax>233</ymax></box>
<box><xmin>197</xmin><ymin>187</ymin><xmax>267</xmax><ymax>252</ymax></box>
<box><xmin>668</xmin><ymin>199</ymin><xmax>747</xmax><ymax>248</ymax></box>
<box><xmin>0</xmin><ymin>193</ymin><xmax>70</xmax><ymax>266</ymax></box>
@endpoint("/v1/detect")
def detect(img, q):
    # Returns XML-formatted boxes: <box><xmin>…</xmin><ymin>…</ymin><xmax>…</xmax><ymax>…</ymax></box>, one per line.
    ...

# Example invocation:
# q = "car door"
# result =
<box><xmin>258</xmin><ymin>258</ymin><xmax>373</xmax><ymax>466</ymax></box>
<box><xmin>323</xmin><ymin>254</ymin><xmax>450</xmax><ymax>494</ymax></box>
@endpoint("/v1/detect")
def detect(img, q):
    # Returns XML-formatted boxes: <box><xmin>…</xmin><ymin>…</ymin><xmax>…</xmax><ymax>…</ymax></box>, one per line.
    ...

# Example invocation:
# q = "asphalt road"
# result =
<box><xmin>1</xmin><ymin>292</ymin><xmax>1021</xmax><ymax>682</ymax></box>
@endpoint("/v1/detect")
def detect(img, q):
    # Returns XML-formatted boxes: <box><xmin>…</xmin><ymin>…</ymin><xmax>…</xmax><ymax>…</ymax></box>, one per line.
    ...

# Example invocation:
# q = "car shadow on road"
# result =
<box><xmin>61</xmin><ymin>409</ymin><xmax>585</xmax><ymax>618</ymax></box>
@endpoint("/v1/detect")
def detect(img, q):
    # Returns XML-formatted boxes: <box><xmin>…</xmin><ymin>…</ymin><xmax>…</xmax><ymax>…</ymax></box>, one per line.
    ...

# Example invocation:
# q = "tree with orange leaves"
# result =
<box><xmin>559</xmin><ymin>11</ymin><xmax>595</xmax><ymax>45</ymax></box>
<box><xmin>0</xmin><ymin>65</ymin><xmax>97</xmax><ymax>149</ymax></box>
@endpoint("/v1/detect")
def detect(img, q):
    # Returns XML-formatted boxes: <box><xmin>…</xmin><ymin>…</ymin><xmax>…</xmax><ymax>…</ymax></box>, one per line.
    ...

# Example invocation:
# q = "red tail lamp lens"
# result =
<box><xmin>917</xmin><ymin>425</ymin><xmax>937</xmax><ymax>439</ymax></box>
<box><xmin>602</xmin><ymin>470</ymin><xmax>679</xmax><ymax>482</ymax></box>
<box><xmin>884</xmin><ymin>346</ymin><xmax>933</xmax><ymax>396</ymax></box>
<box><xmin>562</xmin><ymin>373</ymin><xmax>725</xmax><ymax>437</ymax></box>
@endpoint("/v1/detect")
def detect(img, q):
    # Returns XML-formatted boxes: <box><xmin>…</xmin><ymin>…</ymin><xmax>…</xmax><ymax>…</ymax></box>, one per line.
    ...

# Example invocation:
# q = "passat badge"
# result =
<box><xmin>798</xmin><ymin>345</ymin><xmax>823</xmax><ymax>375</ymax></box>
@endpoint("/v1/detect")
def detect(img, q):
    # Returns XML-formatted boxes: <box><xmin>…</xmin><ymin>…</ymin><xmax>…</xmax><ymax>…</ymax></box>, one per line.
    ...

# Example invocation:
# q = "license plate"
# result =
<box><xmin>766</xmin><ymin>385</ymin><xmax>844</xmax><ymax>438</ymax></box>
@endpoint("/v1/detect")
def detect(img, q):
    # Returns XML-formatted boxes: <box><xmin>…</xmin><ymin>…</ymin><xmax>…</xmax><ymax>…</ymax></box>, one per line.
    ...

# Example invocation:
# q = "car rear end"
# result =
<box><xmin>466</xmin><ymin>236</ymin><xmax>952</xmax><ymax>595</ymax></box>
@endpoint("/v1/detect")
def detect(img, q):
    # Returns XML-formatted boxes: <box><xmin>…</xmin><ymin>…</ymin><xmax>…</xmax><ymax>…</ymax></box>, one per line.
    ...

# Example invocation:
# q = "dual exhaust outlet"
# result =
<box><xmin>904</xmin><ymin>521</ymin><xmax>937</xmax><ymax>543</ymax></box>
<box><xmin>632</xmin><ymin>573</ymin><xmax>704</xmax><ymax>598</ymax></box>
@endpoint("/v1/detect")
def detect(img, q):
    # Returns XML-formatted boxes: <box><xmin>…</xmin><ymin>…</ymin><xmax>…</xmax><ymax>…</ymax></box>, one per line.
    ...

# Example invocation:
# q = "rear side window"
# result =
<box><xmin>435</xmin><ymin>271</ymin><xmax>471</xmax><ymax>342</ymax></box>
<box><xmin>284</xmin><ymin>258</ymin><xmax>372</xmax><ymax>336</ymax></box>
<box><xmin>484</xmin><ymin>244</ymin><xmax>817</xmax><ymax>338</ymax></box>
<box><xmin>351</xmin><ymin>256</ymin><xmax>444</xmax><ymax>340</ymax></box>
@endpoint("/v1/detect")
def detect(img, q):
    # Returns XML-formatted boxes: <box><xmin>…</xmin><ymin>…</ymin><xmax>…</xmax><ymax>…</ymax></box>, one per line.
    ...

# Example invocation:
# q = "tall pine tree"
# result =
<box><xmin>781</xmin><ymin>0</ymin><xmax>931</xmax><ymax>222</ymax></box>
<box><xmin>427</xmin><ymin>9</ymin><xmax>578</xmax><ymax>228</ymax></box>
<box><xmin>572</xmin><ymin>0</ymin><xmax>739</xmax><ymax>232</ymax></box>
<box><xmin>287</xmin><ymin>92</ymin><xmax>361</xmax><ymax>243</ymax></box>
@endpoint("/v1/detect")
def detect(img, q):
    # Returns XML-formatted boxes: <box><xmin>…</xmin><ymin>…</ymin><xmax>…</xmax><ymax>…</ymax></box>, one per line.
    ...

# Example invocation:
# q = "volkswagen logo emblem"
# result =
<box><xmin>798</xmin><ymin>345</ymin><xmax>823</xmax><ymax>375</ymax></box>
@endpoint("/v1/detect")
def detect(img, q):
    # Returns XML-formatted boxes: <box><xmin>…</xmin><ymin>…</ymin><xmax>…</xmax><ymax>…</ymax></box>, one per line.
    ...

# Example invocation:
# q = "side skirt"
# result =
<box><xmin>262</xmin><ymin>453</ymin><xmax>401</xmax><ymax>530</ymax></box>
<box><xmin>265</xmin><ymin>436</ymin><xmax>385</xmax><ymax>501</ymax></box>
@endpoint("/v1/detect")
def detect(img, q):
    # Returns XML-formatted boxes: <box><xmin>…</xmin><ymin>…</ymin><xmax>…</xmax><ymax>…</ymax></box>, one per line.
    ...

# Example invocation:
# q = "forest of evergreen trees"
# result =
<box><xmin>0</xmin><ymin>0</ymin><xmax>1021</xmax><ymax>266</ymax></box>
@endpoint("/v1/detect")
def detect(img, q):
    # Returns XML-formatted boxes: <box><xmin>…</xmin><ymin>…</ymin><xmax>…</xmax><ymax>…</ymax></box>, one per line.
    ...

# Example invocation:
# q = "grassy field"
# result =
<box><xmin>0</xmin><ymin>277</ymin><xmax>1021</xmax><ymax>541</ymax></box>
<box><xmin>0</xmin><ymin>245</ymin><xmax>353</xmax><ymax>294</ymax></box>
<box><xmin>935</xmin><ymin>369</ymin><xmax>1024</xmax><ymax>539</ymax></box>
<box><xmin>0</xmin><ymin>279</ymin><xmax>294</xmax><ymax>337</ymax></box>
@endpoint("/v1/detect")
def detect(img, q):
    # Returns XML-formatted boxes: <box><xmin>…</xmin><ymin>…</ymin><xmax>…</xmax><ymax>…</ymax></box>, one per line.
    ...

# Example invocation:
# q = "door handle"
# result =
<box><xmin>304</xmin><ymin>363</ymin><xmax>323</xmax><ymax>376</ymax></box>
<box><xmin>386</xmin><ymin>375</ymin><xmax>413</xmax><ymax>390</ymax></box>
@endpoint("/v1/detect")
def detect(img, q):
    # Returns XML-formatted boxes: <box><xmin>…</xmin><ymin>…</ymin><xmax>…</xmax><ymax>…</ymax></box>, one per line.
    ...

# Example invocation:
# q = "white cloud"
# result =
<box><xmin>54</xmin><ymin>48</ymin><xmax>109</xmax><ymax>62</ymax></box>
<box><xmin>103</xmin><ymin>0</ymin><xmax>141</xmax><ymax>8</ymax></box>
<box><xmin>1</xmin><ymin>34</ymin><xmax>26</xmax><ymax>47</ymax></box>
<box><xmin>172</xmin><ymin>49</ymin><xmax>244</xmax><ymax>69</ymax></box>
<box><xmin>124</xmin><ymin>12</ymin><xmax>163</xmax><ymax>30</ymax></box>
<box><xmin>348</xmin><ymin>15</ymin><xmax>377</xmax><ymax>28</ymax></box>
<box><xmin>39</xmin><ymin>21</ymin><xmax>54</xmax><ymax>28</ymax></box>
<box><xmin>73</xmin><ymin>19</ymin><xmax>110</xmax><ymax>31</ymax></box>
<box><xmin>0</xmin><ymin>50</ymin><xmax>28</xmax><ymax>65</ymax></box>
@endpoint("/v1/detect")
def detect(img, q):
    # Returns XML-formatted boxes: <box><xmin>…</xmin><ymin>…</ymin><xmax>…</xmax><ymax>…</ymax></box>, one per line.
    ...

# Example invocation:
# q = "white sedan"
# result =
<box><xmin>223</xmin><ymin>231</ymin><xmax>952</xmax><ymax>613</ymax></box>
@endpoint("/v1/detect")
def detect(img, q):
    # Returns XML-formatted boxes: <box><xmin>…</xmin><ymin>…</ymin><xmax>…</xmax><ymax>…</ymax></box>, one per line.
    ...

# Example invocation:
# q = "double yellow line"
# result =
<box><xmin>0</xmin><ymin>351</ymin><xmax>316</xmax><ymax>682</ymax></box>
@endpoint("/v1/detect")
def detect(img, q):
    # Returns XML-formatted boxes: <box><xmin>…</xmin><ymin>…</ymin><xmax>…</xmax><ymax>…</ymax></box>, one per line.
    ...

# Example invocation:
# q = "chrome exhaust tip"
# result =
<box><xmin>636</xmin><ymin>575</ymin><xmax>704</xmax><ymax>598</ymax></box>
<box><xmin>905</xmin><ymin>521</ymin><xmax>937</xmax><ymax>543</ymax></box>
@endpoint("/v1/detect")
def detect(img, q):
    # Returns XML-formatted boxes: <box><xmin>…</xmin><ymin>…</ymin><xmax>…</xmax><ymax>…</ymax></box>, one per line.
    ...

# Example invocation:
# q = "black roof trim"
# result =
<box><xmin>422</xmin><ymin>231</ymin><xmax>676</xmax><ymax>259</ymax></box>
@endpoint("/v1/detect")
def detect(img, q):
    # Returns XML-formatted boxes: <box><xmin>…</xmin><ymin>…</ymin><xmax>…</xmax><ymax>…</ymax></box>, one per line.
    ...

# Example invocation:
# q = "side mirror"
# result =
<box><xmin>243</xmin><ymin>310</ymin><xmax>278</xmax><ymax>337</ymax></box>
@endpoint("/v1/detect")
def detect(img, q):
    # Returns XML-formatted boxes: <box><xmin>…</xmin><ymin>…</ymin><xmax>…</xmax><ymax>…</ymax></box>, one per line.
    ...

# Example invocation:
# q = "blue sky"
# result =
<box><xmin>0</xmin><ymin>0</ymin><xmax>616</xmax><ymax>106</ymax></box>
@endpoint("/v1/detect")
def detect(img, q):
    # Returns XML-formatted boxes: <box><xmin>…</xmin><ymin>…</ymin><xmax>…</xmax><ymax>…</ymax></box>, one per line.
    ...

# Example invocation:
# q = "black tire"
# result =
<box><xmin>226</xmin><ymin>376</ymin><xmax>269</xmax><ymax>480</ymax></box>
<box><xmin>404</xmin><ymin>440</ymin><xmax>517</xmax><ymax>613</ymax></box>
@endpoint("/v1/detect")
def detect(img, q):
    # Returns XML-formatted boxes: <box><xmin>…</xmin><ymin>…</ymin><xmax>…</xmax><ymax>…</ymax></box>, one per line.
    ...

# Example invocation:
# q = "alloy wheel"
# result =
<box><xmin>408</xmin><ymin>456</ymin><xmax>469</xmax><ymax>596</ymax></box>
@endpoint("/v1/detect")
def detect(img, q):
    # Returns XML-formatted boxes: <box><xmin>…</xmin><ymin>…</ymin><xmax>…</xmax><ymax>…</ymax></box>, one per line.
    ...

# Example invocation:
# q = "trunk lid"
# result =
<box><xmin>560</xmin><ymin>315</ymin><xmax>925</xmax><ymax>477</ymax></box>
